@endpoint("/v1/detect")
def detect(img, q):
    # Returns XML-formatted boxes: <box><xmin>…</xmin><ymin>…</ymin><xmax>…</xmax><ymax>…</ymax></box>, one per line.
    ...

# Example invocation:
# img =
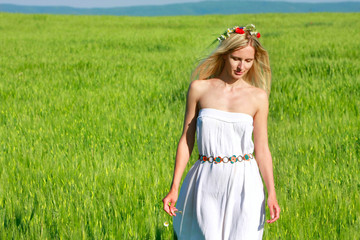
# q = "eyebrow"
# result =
<box><xmin>230</xmin><ymin>55</ymin><xmax>254</xmax><ymax>60</ymax></box>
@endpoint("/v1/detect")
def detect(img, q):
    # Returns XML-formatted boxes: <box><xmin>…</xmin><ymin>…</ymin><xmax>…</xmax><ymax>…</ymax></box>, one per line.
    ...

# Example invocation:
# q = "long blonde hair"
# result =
<box><xmin>192</xmin><ymin>29</ymin><xmax>271</xmax><ymax>95</ymax></box>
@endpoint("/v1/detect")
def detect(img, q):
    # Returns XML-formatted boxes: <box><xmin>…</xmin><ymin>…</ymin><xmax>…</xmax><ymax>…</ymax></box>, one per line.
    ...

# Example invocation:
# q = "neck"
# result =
<box><xmin>218</xmin><ymin>72</ymin><xmax>245</xmax><ymax>88</ymax></box>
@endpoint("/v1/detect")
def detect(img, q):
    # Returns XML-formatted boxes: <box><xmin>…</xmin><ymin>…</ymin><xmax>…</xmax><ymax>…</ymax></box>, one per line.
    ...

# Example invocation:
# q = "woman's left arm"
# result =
<box><xmin>253</xmin><ymin>90</ymin><xmax>280</xmax><ymax>224</ymax></box>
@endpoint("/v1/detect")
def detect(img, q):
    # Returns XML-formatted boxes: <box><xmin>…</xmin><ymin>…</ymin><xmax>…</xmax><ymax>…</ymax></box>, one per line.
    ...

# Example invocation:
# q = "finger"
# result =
<box><xmin>266</xmin><ymin>206</ymin><xmax>274</xmax><ymax>223</ymax></box>
<box><xmin>273</xmin><ymin>205</ymin><xmax>280</xmax><ymax>221</ymax></box>
<box><xmin>268</xmin><ymin>215</ymin><xmax>278</xmax><ymax>223</ymax></box>
<box><xmin>267</xmin><ymin>219</ymin><xmax>276</xmax><ymax>224</ymax></box>
<box><xmin>169</xmin><ymin>207</ymin><xmax>175</xmax><ymax>216</ymax></box>
<box><xmin>163</xmin><ymin>204</ymin><xmax>170</xmax><ymax>215</ymax></box>
<box><xmin>168</xmin><ymin>201</ymin><xmax>177</xmax><ymax>216</ymax></box>
<box><xmin>163</xmin><ymin>200</ymin><xmax>172</xmax><ymax>216</ymax></box>
<box><xmin>267</xmin><ymin>217</ymin><xmax>276</xmax><ymax>223</ymax></box>
<box><xmin>170</xmin><ymin>206</ymin><xmax>179</xmax><ymax>216</ymax></box>
<box><xmin>267</xmin><ymin>205</ymin><xmax>280</xmax><ymax>223</ymax></box>
<box><xmin>170</xmin><ymin>205</ymin><xmax>178</xmax><ymax>211</ymax></box>
<box><xmin>267</xmin><ymin>214</ymin><xmax>277</xmax><ymax>223</ymax></box>
<box><xmin>269</xmin><ymin>204</ymin><xmax>275</xmax><ymax>220</ymax></box>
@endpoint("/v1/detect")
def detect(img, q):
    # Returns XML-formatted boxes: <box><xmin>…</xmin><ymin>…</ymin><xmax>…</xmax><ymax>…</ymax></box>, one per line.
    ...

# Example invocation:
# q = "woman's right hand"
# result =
<box><xmin>162</xmin><ymin>189</ymin><xmax>179</xmax><ymax>216</ymax></box>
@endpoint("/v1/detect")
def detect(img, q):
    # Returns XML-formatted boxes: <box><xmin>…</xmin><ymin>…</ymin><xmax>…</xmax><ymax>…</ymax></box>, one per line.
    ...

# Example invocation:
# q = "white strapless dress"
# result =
<box><xmin>173</xmin><ymin>108</ymin><xmax>265</xmax><ymax>240</ymax></box>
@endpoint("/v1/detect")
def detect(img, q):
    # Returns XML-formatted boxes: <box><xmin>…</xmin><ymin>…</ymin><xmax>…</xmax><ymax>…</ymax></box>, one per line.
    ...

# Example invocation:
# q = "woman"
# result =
<box><xmin>162</xmin><ymin>24</ymin><xmax>280</xmax><ymax>239</ymax></box>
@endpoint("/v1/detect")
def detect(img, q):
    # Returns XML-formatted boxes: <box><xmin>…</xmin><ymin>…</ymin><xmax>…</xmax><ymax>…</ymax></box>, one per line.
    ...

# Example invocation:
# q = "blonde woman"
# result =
<box><xmin>163</xmin><ymin>24</ymin><xmax>280</xmax><ymax>239</ymax></box>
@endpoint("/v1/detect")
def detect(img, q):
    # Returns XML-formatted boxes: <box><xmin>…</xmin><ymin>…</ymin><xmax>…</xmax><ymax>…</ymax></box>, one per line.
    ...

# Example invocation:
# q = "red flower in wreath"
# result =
<box><xmin>235</xmin><ymin>28</ymin><xmax>245</xmax><ymax>34</ymax></box>
<box><xmin>256</xmin><ymin>32</ymin><xmax>261</xmax><ymax>38</ymax></box>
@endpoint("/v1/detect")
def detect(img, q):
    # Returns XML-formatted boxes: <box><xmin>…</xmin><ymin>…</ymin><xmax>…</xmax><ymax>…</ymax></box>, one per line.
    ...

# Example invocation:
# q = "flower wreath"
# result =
<box><xmin>216</xmin><ymin>24</ymin><xmax>261</xmax><ymax>43</ymax></box>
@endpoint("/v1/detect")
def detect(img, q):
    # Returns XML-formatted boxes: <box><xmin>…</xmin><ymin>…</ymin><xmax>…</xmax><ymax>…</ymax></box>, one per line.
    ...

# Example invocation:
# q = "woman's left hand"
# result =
<box><xmin>266</xmin><ymin>195</ymin><xmax>280</xmax><ymax>223</ymax></box>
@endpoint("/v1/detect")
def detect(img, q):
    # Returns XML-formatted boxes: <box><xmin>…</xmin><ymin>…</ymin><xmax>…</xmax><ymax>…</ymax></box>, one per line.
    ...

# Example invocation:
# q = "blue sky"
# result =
<box><xmin>0</xmin><ymin>0</ymin><xmax>359</xmax><ymax>8</ymax></box>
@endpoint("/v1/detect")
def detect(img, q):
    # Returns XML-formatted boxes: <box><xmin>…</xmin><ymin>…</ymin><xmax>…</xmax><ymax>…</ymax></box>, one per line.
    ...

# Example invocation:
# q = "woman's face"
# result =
<box><xmin>223</xmin><ymin>45</ymin><xmax>255</xmax><ymax>80</ymax></box>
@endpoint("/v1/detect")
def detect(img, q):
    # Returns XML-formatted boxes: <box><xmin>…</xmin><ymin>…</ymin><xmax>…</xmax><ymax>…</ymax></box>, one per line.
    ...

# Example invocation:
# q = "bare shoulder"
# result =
<box><xmin>188</xmin><ymin>79</ymin><xmax>211</xmax><ymax>97</ymax></box>
<box><xmin>190</xmin><ymin>79</ymin><xmax>212</xmax><ymax>89</ymax></box>
<box><xmin>248</xmin><ymin>87</ymin><xmax>269</xmax><ymax>113</ymax></box>
<box><xmin>252</xmin><ymin>87</ymin><xmax>268</xmax><ymax>103</ymax></box>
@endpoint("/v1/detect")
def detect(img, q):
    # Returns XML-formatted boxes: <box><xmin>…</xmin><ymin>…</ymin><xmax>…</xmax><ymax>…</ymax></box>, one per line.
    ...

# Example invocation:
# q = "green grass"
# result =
<box><xmin>0</xmin><ymin>12</ymin><xmax>359</xmax><ymax>239</ymax></box>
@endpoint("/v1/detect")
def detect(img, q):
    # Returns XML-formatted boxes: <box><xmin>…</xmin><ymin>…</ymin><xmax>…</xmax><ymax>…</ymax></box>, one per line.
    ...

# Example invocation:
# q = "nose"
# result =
<box><xmin>237</xmin><ymin>61</ymin><xmax>245</xmax><ymax>70</ymax></box>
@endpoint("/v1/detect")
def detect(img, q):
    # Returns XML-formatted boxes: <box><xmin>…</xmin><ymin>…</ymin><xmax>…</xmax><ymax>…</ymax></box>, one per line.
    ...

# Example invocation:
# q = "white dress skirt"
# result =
<box><xmin>173</xmin><ymin>108</ymin><xmax>265</xmax><ymax>240</ymax></box>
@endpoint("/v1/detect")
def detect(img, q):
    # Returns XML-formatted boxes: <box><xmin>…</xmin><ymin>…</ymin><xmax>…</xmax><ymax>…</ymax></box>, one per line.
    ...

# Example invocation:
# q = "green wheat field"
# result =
<box><xmin>0</xmin><ymin>12</ymin><xmax>359</xmax><ymax>239</ymax></box>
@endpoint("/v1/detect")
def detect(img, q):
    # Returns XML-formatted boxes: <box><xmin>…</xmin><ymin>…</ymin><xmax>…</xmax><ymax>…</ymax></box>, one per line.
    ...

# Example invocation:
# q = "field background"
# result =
<box><xmin>0</xmin><ymin>12</ymin><xmax>359</xmax><ymax>239</ymax></box>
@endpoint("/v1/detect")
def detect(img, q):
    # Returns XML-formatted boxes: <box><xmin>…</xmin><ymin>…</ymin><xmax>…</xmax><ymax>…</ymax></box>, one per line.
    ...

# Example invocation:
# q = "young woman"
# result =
<box><xmin>162</xmin><ymin>24</ymin><xmax>280</xmax><ymax>239</ymax></box>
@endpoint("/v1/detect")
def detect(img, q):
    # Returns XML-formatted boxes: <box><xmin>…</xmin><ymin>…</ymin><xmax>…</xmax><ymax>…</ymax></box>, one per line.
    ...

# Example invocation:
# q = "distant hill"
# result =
<box><xmin>1</xmin><ymin>1</ymin><xmax>359</xmax><ymax>16</ymax></box>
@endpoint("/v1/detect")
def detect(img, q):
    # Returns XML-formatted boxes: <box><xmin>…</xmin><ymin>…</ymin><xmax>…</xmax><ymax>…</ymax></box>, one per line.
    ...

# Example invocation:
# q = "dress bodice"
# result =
<box><xmin>196</xmin><ymin>108</ymin><xmax>254</xmax><ymax>156</ymax></box>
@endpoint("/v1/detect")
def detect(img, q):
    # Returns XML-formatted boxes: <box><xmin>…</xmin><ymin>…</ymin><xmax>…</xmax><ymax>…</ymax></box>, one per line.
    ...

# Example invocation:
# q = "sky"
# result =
<box><xmin>0</xmin><ymin>0</ymin><xmax>359</xmax><ymax>8</ymax></box>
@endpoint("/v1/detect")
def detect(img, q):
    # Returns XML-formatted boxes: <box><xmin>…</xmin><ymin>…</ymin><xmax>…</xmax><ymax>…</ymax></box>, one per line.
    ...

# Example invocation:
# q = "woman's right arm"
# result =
<box><xmin>162</xmin><ymin>80</ymin><xmax>202</xmax><ymax>216</ymax></box>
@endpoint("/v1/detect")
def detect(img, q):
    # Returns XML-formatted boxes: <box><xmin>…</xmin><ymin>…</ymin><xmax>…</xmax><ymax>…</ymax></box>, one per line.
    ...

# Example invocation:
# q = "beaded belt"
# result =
<box><xmin>198</xmin><ymin>154</ymin><xmax>254</xmax><ymax>164</ymax></box>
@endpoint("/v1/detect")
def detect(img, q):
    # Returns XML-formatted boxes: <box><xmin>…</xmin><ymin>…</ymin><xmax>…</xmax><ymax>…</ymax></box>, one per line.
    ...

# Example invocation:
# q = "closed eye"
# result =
<box><xmin>230</xmin><ymin>56</ymin><xmax>253</xmax><ymax>62</ymax></box>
